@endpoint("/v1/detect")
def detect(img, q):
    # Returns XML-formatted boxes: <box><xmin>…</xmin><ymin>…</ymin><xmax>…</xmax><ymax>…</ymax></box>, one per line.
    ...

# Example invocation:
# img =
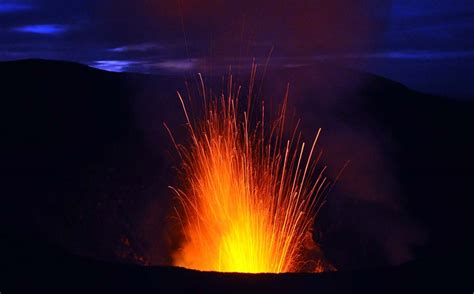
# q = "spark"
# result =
<box><xmin>168</xmin><ymin>65</ymin><xmax>331</xmax><ymax>273</ymax></box>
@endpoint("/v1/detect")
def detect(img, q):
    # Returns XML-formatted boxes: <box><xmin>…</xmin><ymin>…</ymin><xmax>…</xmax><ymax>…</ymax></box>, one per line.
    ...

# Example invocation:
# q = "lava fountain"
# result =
<box><xmin>167</xmin><ymin>67</ymin><xmax>333</xmax><ymax>273</ymax></box>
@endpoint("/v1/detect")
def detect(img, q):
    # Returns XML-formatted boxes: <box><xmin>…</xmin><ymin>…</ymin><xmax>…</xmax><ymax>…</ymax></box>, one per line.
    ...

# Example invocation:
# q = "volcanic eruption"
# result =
<box><xmin>167</xmin><ymin>67</ymin><xmax>337</xmax><ymax>273</ymax></box>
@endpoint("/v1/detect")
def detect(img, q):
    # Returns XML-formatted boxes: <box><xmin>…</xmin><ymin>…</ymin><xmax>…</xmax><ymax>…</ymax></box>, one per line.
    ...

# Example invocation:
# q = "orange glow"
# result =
<box><xmin>167</xmin><ymin>68</ymin><xmax>330</xmax><ymax>273</ymax></box>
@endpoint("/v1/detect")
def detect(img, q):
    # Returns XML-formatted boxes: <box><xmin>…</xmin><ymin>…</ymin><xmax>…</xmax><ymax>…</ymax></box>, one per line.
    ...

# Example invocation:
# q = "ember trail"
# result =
<box><xmin>167</xmin><ymin>68</ymin><xmax>332</xmax><ymax>273</ymax></box>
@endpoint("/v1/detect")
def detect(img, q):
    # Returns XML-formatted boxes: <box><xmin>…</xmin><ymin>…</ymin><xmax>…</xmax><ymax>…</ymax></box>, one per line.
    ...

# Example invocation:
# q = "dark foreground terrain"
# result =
<box><xmin>1</xmin><ymin>231</ymin><xmax>471</xmax><ymax>293</ymax></box>
<box><xmin>1</xmin><ymin>59</ymin><xmax>473</xmax><ymax>292</ymax></box>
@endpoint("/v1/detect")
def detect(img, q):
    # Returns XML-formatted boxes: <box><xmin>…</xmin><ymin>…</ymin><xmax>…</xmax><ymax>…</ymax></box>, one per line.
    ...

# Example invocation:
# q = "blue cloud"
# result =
<box><xmin>89</xmin><ymin>58</ymin><xmax>200</xmax><ymax>74</ymax></box>
<box><xmin>90</xmin><ymin>60</ymin><xmax>142</xmax><ymax>72</ymax></box>
<box><xmin>12</xmin><ymin>24</ymin><xmax>69</xmax><ymax>35</ymax></box>
<box><xmin>0</xmin><ymin>2</ymin><xmax>33</xmax><ymax>13</ymax></box>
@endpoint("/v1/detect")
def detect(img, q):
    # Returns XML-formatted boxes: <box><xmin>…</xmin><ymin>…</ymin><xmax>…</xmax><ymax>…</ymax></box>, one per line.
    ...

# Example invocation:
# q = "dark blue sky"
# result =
<box><xmin>1</xmin><ymin>0</ymin><xmax>473</xmax><ymax>98</ymax></box>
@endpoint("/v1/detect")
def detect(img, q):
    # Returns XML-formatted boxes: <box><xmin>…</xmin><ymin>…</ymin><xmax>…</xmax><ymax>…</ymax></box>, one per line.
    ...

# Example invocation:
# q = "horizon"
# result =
<box><xmin>1</xmin><ymin>0</ymin><xmax>473</xmax><ymax>98</ymax></box>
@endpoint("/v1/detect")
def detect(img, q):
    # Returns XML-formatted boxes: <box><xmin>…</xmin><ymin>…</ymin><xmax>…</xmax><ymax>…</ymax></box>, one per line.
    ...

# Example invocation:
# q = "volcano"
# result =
<box><xmin>1</xmin><ymin>59</ymin><xmax>473</xmax><ymax>292</ymax></box>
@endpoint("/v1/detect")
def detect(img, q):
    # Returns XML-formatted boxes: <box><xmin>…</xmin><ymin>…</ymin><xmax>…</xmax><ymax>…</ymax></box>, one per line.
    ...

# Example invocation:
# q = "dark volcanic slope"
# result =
<box><xmin>1</xmin><ymin>235</ymin><xmax>471</xmax><ymax>293</ymax></box>
<box><xmin>1</xmin><ymin>59</ymin><xmax>186</xmax><ymax>265</ymax></box>
<box><xmin>1</xmin><ymin>59</ymin><xmax>473</xmax><ymax>291</ymax></box>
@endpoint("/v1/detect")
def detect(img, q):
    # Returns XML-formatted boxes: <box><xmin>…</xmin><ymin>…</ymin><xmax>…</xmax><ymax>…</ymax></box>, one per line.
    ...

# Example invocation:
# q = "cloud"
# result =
<box><xmin>151</xmin><ymin>59</ymin><xmax>198</xmax><ymax>71</ymax></box>
<box><xmin>0</xmin><ymin>2</ymin><xmax>33</xmax><ymax>13</ymax></box>
<box><xmin>108</xmin><ymin>43</ymin><xmax>163</xmax><ymax>53</ymax></box>
<box><xmin>313</xmin><ymin>51</ymin><xmax>474</xmax><ymax>60</ymax></box>
<box><xmin>90</xmin><ymin>60</ymin><xmax>143</xmax><ymax>72</ymax></box>
<box><xmin>391</xmin><ymin>0</ymin><xmax>474</xmax><ymax>19</ymax></box>
<box><xmin>12</xmin><ymin>24</ymin><xmax>70</xmax><ymax>35</ymax></box>
<box><xmin>90</xmin><ymin>58</ymin><xmax>200</xmax><ymax>74</ymax></box>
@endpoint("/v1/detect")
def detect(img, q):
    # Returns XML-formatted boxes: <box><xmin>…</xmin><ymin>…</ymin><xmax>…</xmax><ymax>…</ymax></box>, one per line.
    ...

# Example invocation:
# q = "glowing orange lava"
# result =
<box><xmin>167</xmin><ymin>69</ymin><xmax>331</xmax><ymax>273</ymax></box>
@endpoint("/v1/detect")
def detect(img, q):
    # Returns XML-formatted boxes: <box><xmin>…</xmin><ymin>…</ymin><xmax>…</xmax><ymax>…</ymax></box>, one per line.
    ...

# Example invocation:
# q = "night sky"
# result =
<box><xmin>1</xmin><ymin>0</ymin><xmax>473</xmax><ymax>98</ymax></box>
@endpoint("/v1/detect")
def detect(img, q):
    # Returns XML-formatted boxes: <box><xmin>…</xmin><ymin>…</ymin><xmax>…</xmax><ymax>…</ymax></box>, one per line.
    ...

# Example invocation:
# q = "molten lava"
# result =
<box><xmin>168</xmin><ymin>70</ymin><xmax>331</xmax><ymax>273</ymax></box>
